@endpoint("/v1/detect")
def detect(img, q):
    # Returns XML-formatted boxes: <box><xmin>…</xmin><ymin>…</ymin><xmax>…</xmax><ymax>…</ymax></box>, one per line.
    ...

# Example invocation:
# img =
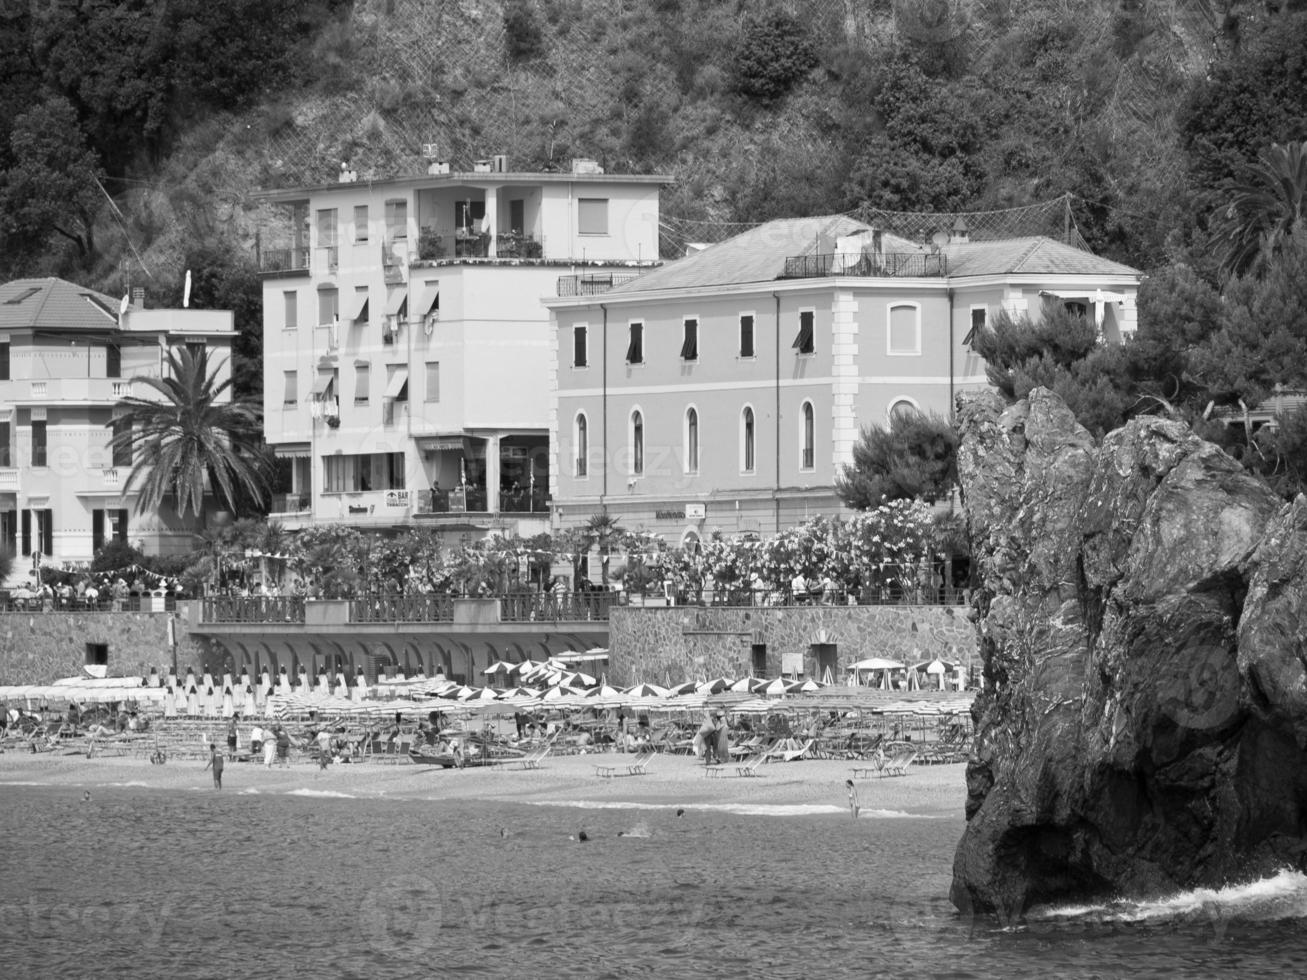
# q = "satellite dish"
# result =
<box><xmin>930</xmin><ymin>231</ymin><xmax>950</xmax><ymax>251</ymax></box>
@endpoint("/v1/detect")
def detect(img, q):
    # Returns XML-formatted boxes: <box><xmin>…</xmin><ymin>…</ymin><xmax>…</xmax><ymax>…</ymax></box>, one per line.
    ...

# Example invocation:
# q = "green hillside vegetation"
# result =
<box><xmin>2</xmin><ymin>0</ymin><xmax>1306</xmax><ymax>492</ymax></box>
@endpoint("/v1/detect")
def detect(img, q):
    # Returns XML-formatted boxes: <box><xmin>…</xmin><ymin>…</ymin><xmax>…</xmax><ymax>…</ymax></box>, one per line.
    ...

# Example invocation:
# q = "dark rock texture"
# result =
<box><xmin>950</xmin><ymin>387</ymin><xmax>1307</xmax><ymax>919</ymax></box>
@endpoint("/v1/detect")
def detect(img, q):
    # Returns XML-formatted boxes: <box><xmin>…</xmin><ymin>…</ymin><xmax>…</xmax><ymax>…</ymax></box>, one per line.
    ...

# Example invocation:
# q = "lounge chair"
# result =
<box><xmin>517</xmin><ymin>745</ymin><xmax>551</xmax><ymax>770</ymax></box>
<box><xmin>626</xmin><ymin>749</ymin><xmax>655</xmax><ymax>776</ymax></box>
<box><xmin>777</xmin><ymin>738</ymin><xmax>815</xmax><ymax>763</ymax></box>
<box><xmin>880</xmin><ymin>745</ymin><xmax>917</xmax><ymax>776</ymax></box>
<box><xmin>736</xmin><ymin>740</ymin><xmax>778</xmax><ymax>777</ymax></box>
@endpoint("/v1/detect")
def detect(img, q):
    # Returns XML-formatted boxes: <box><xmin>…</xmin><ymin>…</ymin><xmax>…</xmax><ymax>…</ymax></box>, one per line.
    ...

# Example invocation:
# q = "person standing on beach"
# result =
<box><xmin>226</xmin><ymin>718</ymin><xmax>238</xmax><ymax>760</ymax></box>
<box><xmin>204</xmin><ymin>744</ymin><xmax>224</xmax><ymax>790</ymax></box>
<box><xmin>262</xmin><ymin>731</ymin><xmax>277</xmax><ymax>768</ymax></box>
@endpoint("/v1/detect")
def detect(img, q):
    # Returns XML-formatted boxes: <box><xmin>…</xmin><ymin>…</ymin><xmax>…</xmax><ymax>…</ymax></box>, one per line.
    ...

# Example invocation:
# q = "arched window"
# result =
<box><xmin>801</xmin><ymin>401</ymin><xmax>814</xmax><ymax>469</ymax></box>
<box><xmin>631</xmin><ymin>409</ymin><xmax>644</xmax><ymax>476</ymax></box>
<box><xmin>685</xmin><ymin>407</ymin><xmax>699</xmax><ymax>474</ymax></box>
<box><xmin>574</xmin><ymin>412</ymin><xmax>588</xmax><ymax>477</ymax></box>
<box><xmin>888</xmin><ymin>398</ymin><xmax>920</xmax><ymax>424</ymax></box>
<box><xmin>742</xmin><ymin>406</ymin><xmax>755</xmax><ymax>473</ymax></box>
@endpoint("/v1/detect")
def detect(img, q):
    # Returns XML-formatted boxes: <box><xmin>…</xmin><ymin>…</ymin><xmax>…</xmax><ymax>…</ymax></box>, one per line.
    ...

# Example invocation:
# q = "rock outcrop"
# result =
<box><xmin>950</xmin><ymin>387</ymin><xmax>1307</xmax><ymax>919</ymax></box>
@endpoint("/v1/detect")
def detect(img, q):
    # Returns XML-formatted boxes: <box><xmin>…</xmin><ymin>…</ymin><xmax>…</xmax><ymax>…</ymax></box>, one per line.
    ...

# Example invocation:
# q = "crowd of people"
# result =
<box><xmin>3</xmin><ymin>572</ymin><xmax>185</xmax><ymax>612</ymax></box>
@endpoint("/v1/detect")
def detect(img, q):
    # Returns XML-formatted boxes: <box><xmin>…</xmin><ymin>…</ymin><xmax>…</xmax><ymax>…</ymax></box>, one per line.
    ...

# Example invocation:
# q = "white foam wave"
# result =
<box><xmin>0</xmin><ymin>780</ymin><xmax>55</xmax><ymax>787</ymax></box>
<box><xmin>284</xmin><ymin>789</ymin><xmax>356</xmax><ymax>799</ymax></box>
<box><xmin>1032</xmin><ymin>869</ymin><xmax>1307</xmax><ymax>924</ymax></box>
<box><xmin>531</xmin><ymin>800</ymin><xmax>934</xmax><ymax>818</ymax></box>
<box><xmin>239</xmin><ymin>788</ymin><xmax>261</xmax><ymax>795</ymax></box>
<box><xmin>104</xmin><ymin>781</ymin><xmax>151</xmax><ymax>788</ymax></box>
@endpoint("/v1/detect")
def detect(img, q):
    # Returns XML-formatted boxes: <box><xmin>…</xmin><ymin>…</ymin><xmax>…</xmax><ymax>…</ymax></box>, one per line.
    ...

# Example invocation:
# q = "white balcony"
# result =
<box><xmin>0</xmin><ymin>469</ymin><xmax>17</xmax><ymax>491</ymax></box>
<box><xmin>102</xmin><ymin>468</ymin><xmax>120</xmax><ymax>488</ymax></box>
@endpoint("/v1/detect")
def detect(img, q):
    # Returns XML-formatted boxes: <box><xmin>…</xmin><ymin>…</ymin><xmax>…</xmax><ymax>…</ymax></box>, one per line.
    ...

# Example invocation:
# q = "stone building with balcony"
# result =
<box><xmin>545</xmin><ymin>214</ymin><xmax>1142</xmax><ymax>542</ymax></box>
<box><xmin>257</xmin><ymin>156</ymin><xmax>667</xmax><ymax>542</ymax></box>
<box><xmin>0</xmin><ymin>278</ymin><xmax>237</xmax><ymax>574</ymax></box>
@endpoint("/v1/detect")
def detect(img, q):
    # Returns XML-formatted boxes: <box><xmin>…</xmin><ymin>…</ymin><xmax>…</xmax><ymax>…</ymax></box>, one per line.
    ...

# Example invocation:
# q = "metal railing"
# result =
<box><xmin>258</xmin><ymin>247</ymin><xmax>310</xmax><ymax>274</ymax></box>
<box><xmin>779</xmin><ymin>252</ymin><xmax>949</xmax><ymax>279</ymax></box>
<box><xmin>0</xmin><ymin>595</ymin><xmax>179</xmax><ymax>614</ymax></box>
<box><xmin>349</xmin><ymin>594</ymin><xmax>454</xmax><ymax>623</ymax></box>
<box><xmin>556</xmin><ymin>272</ymin><xmax>643</xmax><ymax>296</ymax></box>
<box><xmin>500</xmin><ymin>590</ymin><xmax>618</xmax><ymax>622</ymax></box>
<box><xmin>200</xmin><ymin>596</ymin><xmax>306</xmax><ymax>623</ymax></box>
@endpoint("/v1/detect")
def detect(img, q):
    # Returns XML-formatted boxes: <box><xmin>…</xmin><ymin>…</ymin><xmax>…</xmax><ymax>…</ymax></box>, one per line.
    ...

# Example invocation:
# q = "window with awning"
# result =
<box><xmin>384</xmin><ymin>367</ymin><xmax>409</xmax><ymax>401</ymax></box>
<box><xmin>348</xmin><ymin>288</ymin><xmax>369</xmax><ymax>324</ymax></box>
<box><xmin>416</xmin><ymin>282</ymin><xmax>439</xmax><ymax>318</ymax></box>
<box><xmin>385</xmin><ymin>289</ymin><xmax>408</xmax><ymax>318</ymax></box>
<box><xmin>311</xmin><ymin>369</ymin><xmax>335</xmax><ymax>398</ymax></box>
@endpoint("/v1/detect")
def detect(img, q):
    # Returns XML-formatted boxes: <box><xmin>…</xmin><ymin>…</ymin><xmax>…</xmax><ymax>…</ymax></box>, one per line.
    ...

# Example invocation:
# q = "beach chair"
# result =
<box><xmin>777</xmin><ymin>738</ymin><xmax>816</xmax><ymax>762</ymax></box>
<box><xmin>881</xmin><ymin>745</ymin><xmax>918</xmax><ymax>776</ymax></box>
<box><xmin>592</xmin><ymin>763</ymin><xmax>618</xmax><ymax>778</ymax></box>
<box><xmin>736</xmin><ymin>740</ymin><xmax>778</xmax><ymax>777</ymax></box>
<box><xmin>626</xmin><ymin>750</ymin><xmax>656</xmax><ymax>776</ymax></box>
<box><xmin>517</xmin><ymin>745</ymin><xmax>551</xmax><ymax>770</ymax></box>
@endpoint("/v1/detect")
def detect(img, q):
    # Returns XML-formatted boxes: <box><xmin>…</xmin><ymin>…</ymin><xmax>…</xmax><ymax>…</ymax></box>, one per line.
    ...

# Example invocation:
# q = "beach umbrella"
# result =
<box><xmin>243</xmin><ymin>686</ymin><xmax>257</xmax><ymax>716</ymax></box>
<box><xmin>926</xmin><ymin>659</ymin><xmax>949</xmax><ymax>690</ymax></box>
<box><xmin>483</xmin><ymin>661</ymin><xmax>517</xmax><ymax>676</ymax></box>
<box><xmin>667</xmin><ymin>680</ymin><xmax>699</xmax><ymax>696</ymax></box>
<box><xmin>799</xmin><ymin>678</ymin><xmax>822</xmax><ymax>692</ymax></box>
<box><xmin>624</xmin><ymin>682</ymin><xmax>669</xmax><ymax>698</ymax></box>
<box><xmin>560</xmin><ymin>670</ymin><xmax>596</xmax><ymax>688</ymax></box>
<box><xmin>697</xmin><ymin>677</ymin><xmax>734</xmax><ymax>695</ymax></box>
<box><xmin>761</xmin><ymin>677</ymin><xmax>802</xmax><ymax>696</ymax></box>
<box><xmin>467</xmin><ymin>687</ymin><xmax>502</xmax><ymax>703</ymax></box>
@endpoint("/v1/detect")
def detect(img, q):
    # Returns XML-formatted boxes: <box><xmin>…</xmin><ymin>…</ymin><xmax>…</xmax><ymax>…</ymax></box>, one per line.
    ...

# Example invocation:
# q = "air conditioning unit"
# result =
<box><xmin>492</xmin><ymin>154</ymin><xmax>508</xmax><ymax>172</ymax></box>
<box><xmin>473</xmin><ymin>159</ymin><xmax>493</xmax><ymax>173</ymax></box>
<box><xmin>428</xmin><ymin>161</ymin><xmax>451</xmax><ymax>175</ymax></box>
<box><xmin>421</xmin><ymin>143</ymin><xmax>440</xmax><ymax>159</ymax></box>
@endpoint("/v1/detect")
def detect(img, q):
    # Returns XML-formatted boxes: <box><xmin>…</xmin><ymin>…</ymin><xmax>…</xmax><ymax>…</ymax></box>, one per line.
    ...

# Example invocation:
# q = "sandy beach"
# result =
<box><xmin>0</xmin><ymin>747</ymin><xmax>967</xmax><ymax>816</ymax></box>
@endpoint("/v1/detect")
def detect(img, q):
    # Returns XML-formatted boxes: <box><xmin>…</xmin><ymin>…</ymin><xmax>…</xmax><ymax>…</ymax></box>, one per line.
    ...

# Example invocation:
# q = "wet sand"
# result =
<box><xmin>0</xmin><ymin>748</ymin><xmax>966</xmax><ymax>815</ymax></box>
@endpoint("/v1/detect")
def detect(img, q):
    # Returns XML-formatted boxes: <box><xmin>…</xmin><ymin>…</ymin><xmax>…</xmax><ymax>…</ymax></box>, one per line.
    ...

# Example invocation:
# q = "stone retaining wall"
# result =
<box><xmin>0</xmin><ymin>612</ymin><xmax>206</xmax><ymax>684</ymax></box>
<box><xmin>607</xmin><ymin>603</ymin><xmax>976</xmax><ymax>686</ymax></box>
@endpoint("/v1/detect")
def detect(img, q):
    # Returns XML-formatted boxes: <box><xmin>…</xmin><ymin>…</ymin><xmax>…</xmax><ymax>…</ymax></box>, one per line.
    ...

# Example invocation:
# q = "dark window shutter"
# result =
<box><xmin>573</xmin><ymin>326</ymin><xmax>587</xmax><ymax>367</ymax></box>
<box><xmin>0</xmin><ymin>344</ymin><xmax>9</xmax><ymax>381</ymax></box>
<box><xmin>0</xmin><ymin>421</ymin><xmax>9</xmax><ymax>467</ymax></box>
<box><xmin>92</xmin><ymin>509</ymin><xmax>104</xmax><ymax>552</ymax></box>
<box><xmin>626</xmin><ymin>323</ymin><xmax>643</xmax><ymax>363</ymax></box>
<box><xmin>680</xmin><ymin>319</ymin><xmax>698</xmax><ymax>360</ymax></box>
<box><xmin>793</xmin><ymin>311</ymin><xmax>815</xmax><ymax>354</ymax></box>
<box><xmin>740</xmin><ymin>315</ymin><xmax>754</xmax><ymax>357</ymax></box>
<box><xmin>20</xmin><ymin>509</ymin><xmax>30</xmax><ymax>556</ymax></box>
<box><xmin>106</xmin><ymin>344</ymin><xmax>121</xmax><ymax>378</ymax></box>
<box><xmin>116</xmin><ymin>509</ymin><xmax>129</xmax><ymax>543</ymax></box>
<box><xmin>41</xmin><ymin>510</ymin><xmax>53</xmax><ymax>556</ymax></box>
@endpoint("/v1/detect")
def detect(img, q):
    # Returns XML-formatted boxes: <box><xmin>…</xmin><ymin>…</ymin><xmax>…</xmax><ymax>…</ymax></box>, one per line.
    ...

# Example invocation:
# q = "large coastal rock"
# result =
<box><xmin>951</xmin><ymin>387</ymin><xmax>1307</xmax><ymax>919</ymax></box>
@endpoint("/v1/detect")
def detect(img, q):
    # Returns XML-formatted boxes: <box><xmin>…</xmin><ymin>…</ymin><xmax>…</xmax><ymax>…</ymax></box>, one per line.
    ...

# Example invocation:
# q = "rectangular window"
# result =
<box><xmin>92</xmin><ymin>508</ymin><xmax>128</xmax><ymax>552</ymax></box>
<box><xmin>283</xmin><ymin>291</ymin><xmax>298</xmax><ymax>330</ymax></box>
<box><xmin>680</xmin><ymin>318</ymin><xmax>698</xmax><ymax>361</ymax></box>
<box><xmin>578</xmin><ymin>198</ymin><xmax>609</xmax><ymax>235</ymax></box>
<box><xmin>106</xmin><ymin>344</ymin><xmax>121</xmax><ymax>379</ymax></box>
<box><xmin>350</xmin><ymin>286</ymin><xmax>370</xmax><ymax>325</ymax></box>
<box><xmin>573</xmin><ymin>325</ymin><xmax>588</xmax><ymax>368</ymax></box>
<box><xmin>31</xmin><ymin>420</ymin><xmax>46</xmax><ymax>467</ymax></box>
<box><xmin>0</xmin><ymin>511</ymin><xmax>14</xmax><ymax>554</ymax></box>
<box><xmin>25</xmin><ymin>508</ymin><xmax>53</xmax><ymax>557</ymax></box>
<box><xmin>425</xmin><ymin>362</ymin><xmax>440</xmax><ymax>403</ymax></box>
<box><xmin>20</xmin><ymin>508</ymin><xmax>30</xmax><ymax>556</ymax></box>
<box><xmin>283</xmin><ymin>371</ymin><xmax>298</xmax><ymax>407</ymax></box>
<box><xmin>385</xmin><ymin>199</ymin><xmax>408</xmax><ymax>240</ymax></box>
<box><xmin>888</xmin><ymin>304</ymin><xmax>920</xmax><ymax>355</ymax></box>
<box><xmin>354</xmin><ymin>363</ymin><xmax>370</xmax><ymax>404</ymax></box>
<box><xmin>793</xmin><ymin>310</ymin><xmax>815</xmax><ymax>355</ymax></box>
<box><xmin>316</xmin><ymin>208</ymin><xmax>338</xmax><ymax>246</ymax></box>
<box><xmin>739</xmin><ymin>314</ymin><xmax>755</xmax><ymax>358</ymax></box>
<box><xmin>509</xmin><ymin>199</ymin><xmax>525</xmax><ymax>234</ymax></box>
<box><xmin>387</xmin><ymin>451</ymin><xmax>406</xmax><ymax>490</ymax></box>
<box><xmin>318</xmin><ymin>288</ymin><xmax>339</xmax><ymax>327</ymax></box>
<box><xmin>0</xmin><ymin>421</ymin><xmax>8</xmax><ymax>467</ymax></box>
<box><xmin>0</xmin><ymin>342</ymin><xmax>9</xmax><ymax>380</ymax></box>
<box><xmin>111</xmin><ymin>417</ymin><xmax>131</xmax><ymax>468</ymax></box>
<box><xmin>626</xmin><ymin>322</ymin><xmax>644</xmax><ymax>364</ymax></box>
<box><xmin>41</xmin><ymin>509</ymin><xmax>53</xmax><ymax>556</ymax></box>
<box><xmin>353</xmin><ymin>205</ymin><xmax>369</xmax><ymax>242</ymax></box>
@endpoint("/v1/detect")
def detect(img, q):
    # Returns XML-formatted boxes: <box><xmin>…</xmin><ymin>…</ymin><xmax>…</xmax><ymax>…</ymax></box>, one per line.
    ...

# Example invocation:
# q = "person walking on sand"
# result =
<box><xmin>262</xmin><ymin>731</ymin><xmax>277</xmax><ymax>769</ymax></box>
<box><xmin>846</xmin><ymin>779</ymin><xmax>860</xmax><ymax>820</ymax></box>
<box><xmin>204</xmin><ymin>744</ymin><xmax>224</xmax><ymax>790</ymax></box>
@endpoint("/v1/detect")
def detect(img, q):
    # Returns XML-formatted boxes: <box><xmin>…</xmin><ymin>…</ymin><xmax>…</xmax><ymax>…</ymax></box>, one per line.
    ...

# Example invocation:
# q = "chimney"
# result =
<box><xmin>132</xmin><ymin>287</ymin><xmax>146</xmax><ymax>309</ymax></box>
<box><xmin>950</xmin><ymin>218</ymin><xmax>969</xmax><ymax>244</ymax></box>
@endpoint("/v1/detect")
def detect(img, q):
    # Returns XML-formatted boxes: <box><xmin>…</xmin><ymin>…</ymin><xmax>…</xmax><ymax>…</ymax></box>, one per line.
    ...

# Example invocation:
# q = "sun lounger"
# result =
<box><xmin>880</xmin><ymin>745</ymin><xmax>917</xmax><ymax>776</ymax></box>
<box><xmin>777</xmin><ymin>738</ymin><xmax>815</xmax><ymax>762</ymax></box>
<box><xmin>593</xmin><ymin>763</ymin><xmax>618</xmax><ymax>778</ymax></box>
<box><xmin>517</xmin><ymin>745</ymin><xmax>551</xmax><ymax>770</ymax></box>
<box><xmin>736</xmin><ymin>740</ymin><xmax>778</xmax><ymax>777</ymax></box>
<box><xmin>626</xmin><ymin>750</ymin><xmax>655</xmax><ymax>775</ymax></box>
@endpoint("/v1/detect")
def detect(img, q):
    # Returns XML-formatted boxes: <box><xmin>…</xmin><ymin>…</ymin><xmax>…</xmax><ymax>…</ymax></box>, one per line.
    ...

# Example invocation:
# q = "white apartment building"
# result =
<box><xmin>257</xmin><ymin>157</ymin><xmax>666</xmax><ymax>540</ymax></box>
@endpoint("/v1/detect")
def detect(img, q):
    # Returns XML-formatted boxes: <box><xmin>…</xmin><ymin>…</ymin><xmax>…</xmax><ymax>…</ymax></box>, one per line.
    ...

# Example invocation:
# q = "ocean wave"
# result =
<box><xmin>104</xmin><ymin>781</ymin><xmax>152</xmax><ymax>788</ymax></box>
<box><xmin>0</xmin><ymin>780</ymin><xmax>55</xmax><ymax>787</ymax></box>
<box><xmin>285</xmin><ymin>789</ymin><xmax>356</xmax><ymax>799</ymax></box>
<box><xmin>1030</xmin><ymin>869</ymin><xmax>1307</xmax><ymax>924</ymax></box>
<box><xmin>531</xmin><ymin>800</ymin><xmax>934</xmax><ymax>818</ymax></box>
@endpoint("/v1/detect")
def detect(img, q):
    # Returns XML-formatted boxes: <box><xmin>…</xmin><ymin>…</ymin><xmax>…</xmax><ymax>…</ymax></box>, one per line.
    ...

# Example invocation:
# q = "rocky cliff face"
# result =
<box><xmin>950</xmin><ymin>387</ymin><xmax>1307</xmax><ymax>919</ymax></box>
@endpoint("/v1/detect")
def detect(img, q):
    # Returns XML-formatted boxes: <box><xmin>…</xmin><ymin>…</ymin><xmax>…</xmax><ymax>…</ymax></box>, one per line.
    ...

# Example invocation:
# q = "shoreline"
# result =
<box><xmin>0</xmin><ymin>749</ymin><xmax>967</xmax><ymax>816</ymax></box>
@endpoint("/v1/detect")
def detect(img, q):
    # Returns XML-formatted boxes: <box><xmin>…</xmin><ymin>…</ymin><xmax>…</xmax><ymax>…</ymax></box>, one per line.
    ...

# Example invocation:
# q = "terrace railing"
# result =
<box><xmin>556</xmin><ymin>272</ymin><xmax>644</xmax><ymax>296</ymax></box>
<box><xmin>500</xmin><ymin>590</ymin><xmax>619</xmax><ymax>622</ymax></box>
<box><xmin>779</xmin><ymin>252</ymin><xmax>948</xmax><ymax>279</ymax></box>
<box><xmin>258</xmin><ymin>247</ymin><xmax>310</xmax><ymax>274</ymax></box>
<box><xmin>201</xmin><ymin>596</ymin><xmax>306</xmax><ymax>623</ymax></box>
<box><xmin>349</xmin><ymin>594</ymin><xmax>455</xmax><ymax>623</ymax></box>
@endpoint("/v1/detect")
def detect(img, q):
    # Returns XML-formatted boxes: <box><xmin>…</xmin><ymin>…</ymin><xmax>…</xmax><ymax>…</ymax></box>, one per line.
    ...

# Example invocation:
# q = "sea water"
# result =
<box><xmin>2</xmin><ymin>783</ymin><xmax>1306</xmax><ymax>978</ymax></box>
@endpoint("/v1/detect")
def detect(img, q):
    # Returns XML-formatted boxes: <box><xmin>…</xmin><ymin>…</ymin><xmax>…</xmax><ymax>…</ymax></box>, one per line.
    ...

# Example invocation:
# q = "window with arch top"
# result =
<box><xmin>801</xmin><ymin>401</ymin><xmax>814</xmax><ymax>469</ymax></box>
<box><xmin>742</xmin><ymin>406</ymin><xmax>756</xmax><ymax>473</ymax></box>
<box><xmin>631</xmin><ymin>409</ymin><xmax>644</xmax><ymax>476</ymax></box>
<box><xmin>685</xmin><ymin>407</ymin><xmax>699</xmax><ymax>474</ymax></box>
<box><xmin>574</xmin><ymin>412</ymin><xmax>588</xmax><ymax>477</ymax></box>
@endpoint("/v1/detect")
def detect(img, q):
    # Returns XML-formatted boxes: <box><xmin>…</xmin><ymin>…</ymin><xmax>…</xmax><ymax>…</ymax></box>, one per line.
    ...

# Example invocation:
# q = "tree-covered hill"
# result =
<box><xmin>1</xmin><ymin>0</ymin><xmax>1304</xmax><ymax>403</ymax></box>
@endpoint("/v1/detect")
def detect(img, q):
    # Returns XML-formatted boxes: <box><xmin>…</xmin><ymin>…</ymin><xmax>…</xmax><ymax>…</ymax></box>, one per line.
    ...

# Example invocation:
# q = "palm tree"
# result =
<box><xmin>584</xmin><ymin>508</ymin><xmax>625</xmax><ymax>587</ymax></box>
<box><xmin>1213</xmin><ymin>140</ymin><xmax>1307</xmax><ymax>279</ymax></box>
<box><xmin>108</xmin><ymin>346</ymin><xmax>270</xmax><ymax>520</ymax></box>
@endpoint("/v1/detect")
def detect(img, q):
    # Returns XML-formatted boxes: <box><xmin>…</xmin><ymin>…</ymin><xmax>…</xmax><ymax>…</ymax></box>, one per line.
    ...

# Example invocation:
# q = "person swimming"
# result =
<box><xmin>82</xmin><ymin>790</ymin><xmax>91</xmax><ymax>802</ymax></box>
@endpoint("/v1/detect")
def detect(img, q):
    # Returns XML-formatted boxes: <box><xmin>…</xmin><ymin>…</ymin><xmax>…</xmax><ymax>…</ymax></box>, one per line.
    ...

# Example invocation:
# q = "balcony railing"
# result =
<box><xmin>500</xmin><ymin>591</ymin><xmax>617</xmax><ymax>622</ymax></box>
<box><xmin>258</xmin><ymin>247</ymin><xmax>310</xmax><ymax>274</ymax></box>
<box><xmin>454</xmin><ymin>232</ymin><xmax>490</xmax><ymax>258</ymax></box>
<box><xmin>779</xmin><ymin>252</ymin><xmax>949</xmax><ymax>279</ymax></box>
<box><xmin>556</xmin><ymin>272</ymin><xmax>643</xmax><ymax>296</ymax></box>
<box><xmin>200</xmin><ymin>596</ymin><xmax>306</xmax><ymax>623</ymax></box>
<box><xmin>270</xmin><ymin>493</ymin><xmax>310</xmax><ymax>514</ymax></box>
